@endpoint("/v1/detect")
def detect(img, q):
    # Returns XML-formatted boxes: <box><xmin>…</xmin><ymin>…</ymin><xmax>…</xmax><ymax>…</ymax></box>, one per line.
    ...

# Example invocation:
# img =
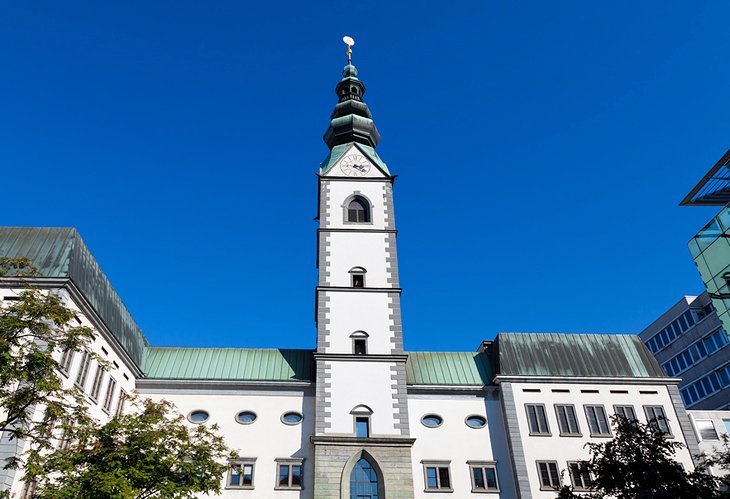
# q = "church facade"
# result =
<box><xmin>0</xmin><ymin>56</ymin><xmax>703</xmax><ymax>499</ymax></box>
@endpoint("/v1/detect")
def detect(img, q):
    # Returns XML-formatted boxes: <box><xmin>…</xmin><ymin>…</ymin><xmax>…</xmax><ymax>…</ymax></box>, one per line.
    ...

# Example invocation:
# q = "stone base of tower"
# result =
<box><xmin>311</xmin><ymin>436</ymin><xmax>415</xmax><ymax>498</ymax></box>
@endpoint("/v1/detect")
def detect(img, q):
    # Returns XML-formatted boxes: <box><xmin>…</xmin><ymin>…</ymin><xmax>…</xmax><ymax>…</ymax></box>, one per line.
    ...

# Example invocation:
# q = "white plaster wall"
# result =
<box><xmin>327</xmin><ymin>361</ymin><xmax>399</xmax><ymax>435</ymax></box>
<box><xmin>326</xmin><ymin>181</ymin><xmax>387</xmax><ymax>230</ymax></box>
<box><xmin>510</xmin><ymin>382</ymin><xmax>695</xmax><ymax>498</ymax></box>
<box><xmin>140</xmin><ymin>388</ymin><xmax>314</xmax><ymax>498</ymax></box>
<box><xmin>326</xmin><ymin>232</ymin><xmax>389</xmax><ymax>288</ymax></box>
<box><xmin>408</xmin><ymin>392</ymin><xmax>517</xmax><ymax>498</ymax></box>
<box><xmin>325</xmin><ymin>292</ymin><xmax>393</xmax><ymax>354</ymax></box>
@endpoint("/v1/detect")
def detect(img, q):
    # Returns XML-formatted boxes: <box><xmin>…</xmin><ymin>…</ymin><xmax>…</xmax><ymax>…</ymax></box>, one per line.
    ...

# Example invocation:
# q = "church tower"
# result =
<box><xmin>312</xmin><ymin>40</ymin><xmax>415</xmax><ymax>498</ymax></box>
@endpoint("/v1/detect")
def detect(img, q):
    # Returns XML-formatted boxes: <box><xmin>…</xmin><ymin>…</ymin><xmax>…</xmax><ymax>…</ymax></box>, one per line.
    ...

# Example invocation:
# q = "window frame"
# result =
<box><xmin>354</xmin><ymin>416</ymin><xmax>370</xmax><ymax>438</ymax></box>
<box><xmin>89</xmin><ymin>365</ymin><xmax>105</xmax><ymax>402</ymax></box>
<box><xmin>227</xmin><ymin>458</ymin><xmax>256</xmax><ymax>490</ymax></box>
<box><xmin>536</xmin><ymin>460</ymin><xmax>561</xmax><ymax>490</ymax></box>
<box><xmin>59</xmin><ymin>349</ymin><xmax>75</xmax><ymax>376</ymax></box>
<box><xmin>525</xmin><ymin>404</ymin><xmax>551</xmax><ymax>436</ymax></box>
<box><xmin>102</xmin><ymin>376</ymin><xmax>117</xmax><ymax>414</ymax></box>
<box><xmin>115</xmin><ymin>390</ymin><xmax>127</xmax><ymax>416</ymax></box>
<box><xmin>422</xmin><ymin>460</ymin><xmax>452</xmax><ymax>492</ymax></box>
<box><xmin>695</xmin><ymin>419</ymin><xmax>719</xmax><ymax>441</ymax></box>
<box><xmin>584</xmin><ymin>405</ymin><xmax>612</xmax><ymax>437</ymax></box>
<box><xmin>468</xmin><ymin>460</ymin><xmax>499</xmax><ymax>493</ymax></box>
<box><xmin>554</xmin><ymin>404</ymin><xmax>581</xmax><ymax>436</ymax></box>
<box><xmin>613</xmin><ymin>404</ymin><xmax>637</xmax><ymax>423</ymax></box>
<box><xmin>74</xmin><ymin>350</ymin><xmax>92</xmax><ymax>390</ymax></box>
<box><xmin>275</xmin><ymin>458</ymin><xmax>303</xmax><ymax>490</ymax></box>
<box><xmin>567</xmin><ymin>461</ymin><xmax>592</xmax><ymax>491</ymax></box>
<box><xmin>644</xmin><ymin>405</ymin><xmax>672</xmax><ymax>436</ymax></box>
<box><xmin>344</xmin><ymin>195</ymin><xmax>372</xmax><ymax>224</ymax></box>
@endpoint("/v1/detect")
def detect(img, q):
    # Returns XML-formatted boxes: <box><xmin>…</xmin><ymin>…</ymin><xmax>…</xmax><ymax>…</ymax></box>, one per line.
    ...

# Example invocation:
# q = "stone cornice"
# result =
<box><xmin>310</xmin><ymin>435</ymin><xmax>415</xmax><ymax>447</ymax></box>
<box><xmin>314</xmin><ymin>353</ymin><xmax>408</xmax><ymax>363</ymax></box>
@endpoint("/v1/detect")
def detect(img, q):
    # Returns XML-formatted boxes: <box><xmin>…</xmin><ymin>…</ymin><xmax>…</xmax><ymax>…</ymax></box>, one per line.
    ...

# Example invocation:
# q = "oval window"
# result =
<box><xmin>466</xmin><ymin>415</ymin><xmax>487</xmax><ymax>428</ymax></box>
<box><xmin>421</xmin><ymin>414</ymin><xmax>443</xmax><ymax>428</ymax></box>
<box><xmin>281</xmin><ymin>411</ymin><xmax>303</xmax><ymax>425</ymax></box>
<box><xmin>236</xmin><ymin>411</ymin><xmax>257</xmax><ymax>425</ymax></box>
<box><xmin>188</xmin><ymin>410</ymin><xmax>210</xmax><ymax>424</ymax></box>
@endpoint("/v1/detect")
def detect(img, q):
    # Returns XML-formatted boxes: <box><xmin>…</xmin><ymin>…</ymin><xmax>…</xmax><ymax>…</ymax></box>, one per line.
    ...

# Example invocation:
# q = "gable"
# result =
<box><xmin>320</xmin><ymin>143</ymin><xmax>390</xmax><ymax>178</ymax></box>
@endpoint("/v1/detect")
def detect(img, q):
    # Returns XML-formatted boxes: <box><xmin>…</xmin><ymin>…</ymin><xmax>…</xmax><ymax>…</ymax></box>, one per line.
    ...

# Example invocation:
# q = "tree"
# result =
<box><xmin>23</xmin><ymin>398</ymin><xmax>235</xmax><ymax>499</ymax></box>
<box><xmin>1</xmin><ymin>257</ymin><xmax>236</xmax><ymax>498</ymax></box>
<box><xmin>555</xmin><ymin>415</ymin><xmax>721</xmax><ymax>499</ymax></box>
<box><xmin>0</xmin><ymin>257</ymin><xmax>97</xmax><ymax>474</ymax></box>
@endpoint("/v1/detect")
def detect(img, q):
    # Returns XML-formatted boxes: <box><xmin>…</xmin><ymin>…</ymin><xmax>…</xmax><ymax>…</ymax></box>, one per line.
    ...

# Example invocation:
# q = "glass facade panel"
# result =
<box><xmin>692</xmin><ymin>209</ymin><xmax>730</xmax><ymax>335</ymax></box>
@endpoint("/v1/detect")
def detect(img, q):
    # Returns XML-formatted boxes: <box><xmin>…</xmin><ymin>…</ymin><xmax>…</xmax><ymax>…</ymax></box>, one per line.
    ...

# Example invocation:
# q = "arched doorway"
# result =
<box><xmin>350</xmin><ymin>458</ymin><xmax>379</xmax><ymax>499</ymax></box>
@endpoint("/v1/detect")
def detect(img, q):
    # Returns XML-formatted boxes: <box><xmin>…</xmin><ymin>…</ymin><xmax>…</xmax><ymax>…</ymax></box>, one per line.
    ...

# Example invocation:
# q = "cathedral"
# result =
<box><xmin>0</xmin><ymin>44</ymin><xmax>702</xmax><ymax>499</ymax></box>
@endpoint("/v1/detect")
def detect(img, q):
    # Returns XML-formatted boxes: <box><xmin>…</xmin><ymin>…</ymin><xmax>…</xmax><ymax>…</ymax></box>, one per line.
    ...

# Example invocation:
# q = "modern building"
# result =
<box><xmin>639</xmin><ymin>293</ymin><xmax>730</xmax><ymax>410</ymax></box>
<box><xmin>0</xmin><ymin>52</ymin><xmax>708</xmax><ymax>499</ymax></box>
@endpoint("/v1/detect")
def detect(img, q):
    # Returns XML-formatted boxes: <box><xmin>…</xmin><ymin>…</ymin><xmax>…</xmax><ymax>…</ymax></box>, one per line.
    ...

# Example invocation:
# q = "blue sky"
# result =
<box><xmin>2</xmin><ymin>1</ymin><xmax>729</xmax><ymax>352</ymax></box>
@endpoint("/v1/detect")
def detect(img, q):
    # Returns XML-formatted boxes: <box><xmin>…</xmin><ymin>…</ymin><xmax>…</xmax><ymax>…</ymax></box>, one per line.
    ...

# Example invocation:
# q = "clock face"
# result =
<box><xmin>339</xmin><ymin>154</ymin><xmax>371</xmax><ymax>177</ymax></box>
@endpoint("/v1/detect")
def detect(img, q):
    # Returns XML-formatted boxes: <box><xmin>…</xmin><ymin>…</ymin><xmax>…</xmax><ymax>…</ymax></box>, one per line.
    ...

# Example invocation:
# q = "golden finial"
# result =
<box><xmin>343</xmin><ymin>36</ymin><xmax>355</xmax><ymax>64</ymax></box>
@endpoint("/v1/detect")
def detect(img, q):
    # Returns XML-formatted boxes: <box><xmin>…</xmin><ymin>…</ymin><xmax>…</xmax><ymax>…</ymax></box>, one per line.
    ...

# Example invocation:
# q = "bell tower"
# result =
<box><xmin>311</xmin><ymin>38</ymin><xmax>415</xmax><ymax>498</ymax></box>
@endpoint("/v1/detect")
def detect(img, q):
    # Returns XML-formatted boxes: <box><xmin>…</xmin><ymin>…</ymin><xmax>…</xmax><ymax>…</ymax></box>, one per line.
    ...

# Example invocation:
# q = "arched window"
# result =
<box><xmin>350</xmin><ymin>459</ymin><xmax>379</xmax><ymax>498</ymax></box>
<box><xmin>347</xmin><ymin>197</ymin><xmax>370</xmax><ymax>223</ymax></box>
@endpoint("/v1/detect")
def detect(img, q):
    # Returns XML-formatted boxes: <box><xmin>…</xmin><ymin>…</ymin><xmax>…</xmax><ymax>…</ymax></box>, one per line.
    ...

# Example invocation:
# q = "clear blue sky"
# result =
<box><xmin>2</xmin><ymin>1</ymin><xmax>729</xmax><ymax>352</ymax></box>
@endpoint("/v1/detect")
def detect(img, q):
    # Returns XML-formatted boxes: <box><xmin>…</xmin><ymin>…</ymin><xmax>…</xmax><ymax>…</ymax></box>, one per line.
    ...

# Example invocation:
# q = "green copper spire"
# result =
<box><xmin>323</xmin><ymin>56</ymin><xmax>381</xmax><ymax>150</ymax></box>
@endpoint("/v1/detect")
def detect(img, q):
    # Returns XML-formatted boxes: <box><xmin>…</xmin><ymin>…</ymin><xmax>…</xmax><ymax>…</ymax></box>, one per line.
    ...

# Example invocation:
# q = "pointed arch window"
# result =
<box><xmin>350</xmin><ymin>459</ymin><xmax>379</xmax><ymax>498</ymax></box>
<box><xmin>347</xmin><ymin>196</ymin><xmax>371</xmax><ymax>223</ymax></box>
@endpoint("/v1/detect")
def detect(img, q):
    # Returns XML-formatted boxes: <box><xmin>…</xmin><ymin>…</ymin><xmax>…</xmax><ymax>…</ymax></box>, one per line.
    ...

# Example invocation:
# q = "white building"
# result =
<box><xmin>0</xmin><ymin>55</ymin><xmax>707</xmax><ymax>499</ymax></box>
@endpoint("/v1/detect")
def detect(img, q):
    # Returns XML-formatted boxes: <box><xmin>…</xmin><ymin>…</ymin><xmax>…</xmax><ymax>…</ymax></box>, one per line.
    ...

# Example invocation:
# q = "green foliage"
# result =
<box><xmin>26</xmin><ymin>398</ymin><xmax>236</xmax><ymax>499</ymax></box>
<box><xmin>555</xmin><ymin>415</ymin><xmax>721</xmax><ymax>499</ymax></box>
<box><xmin>0</xmin><ymin>257</ymin><xmax>97</xmax><ymax>471</ymax></box>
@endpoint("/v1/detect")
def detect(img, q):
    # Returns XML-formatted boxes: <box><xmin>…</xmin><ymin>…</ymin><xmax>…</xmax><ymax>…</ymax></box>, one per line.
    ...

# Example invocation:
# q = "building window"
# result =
<box><xmin>235</xmin><ymin>411</ymin><xmax>257</xmax><ymax>425</ymax></box>
<box><xmin>555</xmin><ymin>404</ymin><xmax>581</xmax><ymax>436</ymax></box>
<box><xmin>349</xmin><ymin>267</ymin><xmax>367</xmax><ymax>288</ymax></box>
<box><xmin>355</xmin><ymin>416</ymin><xmax>370</xmax><ymax>438</ymax></box>
<box><xmin>59</xmin><ymin>349</ymin><xmax>74</xmax><ymax>375</ymax></box>
<box><xmin>89</xmin><ymin>365</ymin><xmax>105</xmax><ymax>402</ymax></box>
<box><xmin>116</xmin><ymin>390</ymin><xmax>127</xmax><ymax>416</ymax></box>
<box><xmin>465</xmin><ymin>415</ymin><xmax>487</xmax><ymax>429</ymax></box>
<box><xmin>346</xmin><ymin>196</ymin><xmax>371</xmax><ymax>223</ymax></box>
<box><xmin>102</xmin><ymin>377</ymin><xmax>117</xmax><ymax>413</ymax></box>
<box><xmin>74</xmin><ymin>351</ymin><xmax>92</xmax><ymax>390</ymax></box>
<box><xmin>537</xmin><ymin>461</ymin><xmax>561</xmax><ymax>490</ymax></box>
<box><xmin>227</xmin><ymin>459</ymin><xmax>256</xmax><ymax>489</ymax></box>
<box><xmin>526</xmin><ymin>404</ymin><xmax>550</xmax><ymax>435</ymax></box>
<box><xmin>644</xmin><ymin>406</ymin><xmax>671</xmax><ymax>435</ymax></box>
<box><xmin>21</xmin><ymin>480</ymin><xmax>37</xmax><ymax>499</ymax></box>
<box><xmin>275</xmin><ymin>459</ymin><xmax>303</xmax><ymax>490</ymax></box>
<box><xmin>469</xmin><ymin>461</ymin><xmax>499</xmax><ymax>492</ymax></box>
<box><xmin>351</xmin><ymin>458</ymin><xmax>379</xmax><ymax>498</ymax></box>
<box><xmin>421</xmin><ymin>414</ymin><xmax>443</xmax><ymax>428</ymax></box>
<box><xmin>568</xmin><ymin>461</ymin><xmax>592</xmax><ymax>490</ymax></box>
<box><xmin>695</xmin><ymin>419</ymin><xmax>719</xmax><ymax>440</ymax></box>
<box><xmin>351</xmin><ymin>331</ymin><xmax>369</xmax><ymax>355</ymax></box>
<box><xmin>188</xmin><ymin>410</ymin><xmax>210</xmax><ymax>424</ymax></box>
<box><xmin>614</xmin><ymin>405</ymin><xmax>637</xmax><ymax>423</ymax></box>
<box><xmin>281</xmin><ymin>411</ymin><xmax>303</xmax><ymax>425</ymax></box>
<box><xmin>423</xmin><ymin>461</ymin><xmax>451</xmax><ymax>491</ymax></box>
<box><xmin>584</xmin><ymin>405</ymin><xmax>611</xmax><ymax>437</ymax></box>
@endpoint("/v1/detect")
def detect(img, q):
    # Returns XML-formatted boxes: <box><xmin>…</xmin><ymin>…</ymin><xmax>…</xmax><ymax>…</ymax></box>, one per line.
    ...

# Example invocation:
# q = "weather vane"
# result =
<box><xmin>343</xmin><ymin>36</ymin><xmax>355</xmax><ymax>64</ymax></box>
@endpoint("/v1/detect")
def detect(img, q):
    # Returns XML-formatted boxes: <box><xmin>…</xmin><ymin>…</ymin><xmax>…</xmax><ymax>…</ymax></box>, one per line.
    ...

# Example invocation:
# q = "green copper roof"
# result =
<box><xmin>406</xmin><ymin>351</ymin><xmax>494</xmax><ymax>386</ymax></box>
<box><xmin>0</xmin><ymin>227</ymin><xmax>149</xmax><ymax>368</ymax></box>
<box><xmin>496</xmin><ymin>333</ymin><xmax>665</xmax><ymax>378</ymax></box>
<box><xmin>143</xmin><ymin>347</ymin><xmax>315</xmax><ymax>382</ymax></box>
<box><xmin>320</xmin><ymin>142</ymin><xmax>390</xmax><ymax>175</ymax></box>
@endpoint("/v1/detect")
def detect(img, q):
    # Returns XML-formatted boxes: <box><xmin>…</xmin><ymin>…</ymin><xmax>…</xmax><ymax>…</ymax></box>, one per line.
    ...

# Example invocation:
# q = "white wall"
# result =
<box><xmin>509</xmin><ymin>381</ymin><xmax>695</xmax><ymax>498</ymax></box>
<box><xmin>139</xmin><ymin>387</ymin><xmax>314</xmax><ymax>498</ymax></box>
<box><xmin>689</xmin><ymin>409</ymin><xmax>730</xmax><ymax>478</ymax></box>
<box><xmin>408</xmin><ymin>392</ymin><xmax>517</xmax><ymax>498</ymax></box>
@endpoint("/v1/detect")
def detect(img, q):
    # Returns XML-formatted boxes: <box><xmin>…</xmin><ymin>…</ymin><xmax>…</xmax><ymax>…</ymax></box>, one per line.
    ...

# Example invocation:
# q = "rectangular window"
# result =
<box><xmin>59</xmin><ymin>349</ymin><xmax>75</xmax><ymax>375</ymax></box>
<box><xmin>585</xmin><ymin>405</ymin><xmax>611</xmax><ymax>436</ymax></box>
<box><xmin>695</xmin><ymin>419</ymin><xmax>719</xmax><ymax>440</ymax></box>
<box><xmin>353</xmin><ymin>338</ymin><xmax>367</xmax><ymax>355</ymax></box>
<box><xmin>536</xmin><ymin>461</ymin><xmax>561</xmax><ymax>490</ymax></box>
<box><xmin>355</xmin><ymin>417</ymin><xmax>370</xmax><ymax>438</ymax></box>
<box><xmin>644</xmin><ymin>406</ymin><xmax>671</xmax><ymax>435</ymax></box>
<box><xmin>614</xmin><ymin>405</ymin><xmax>637</xmax><ymax>422</ymax></box>
<box><xmin>352</xmin><ymin>274</ymin><xmax>364</xmax><ymax>288</ymax></box>
<box><xmin>525</xmin><ymin>404</ymin><xmax>550</xmax><ymax>435</ymax></box>
<box><xmin>275</xmin><ymin>459</ymin><xmax>303</xmax><ymax>490</ymax></box>
<box><xmin>555</xmin><ymin>405</ymin><xmax>581</xmax><ymax>436</ymax></box>
<box><xmin>102</xmin><ymin>377</ymin><xmax>117</xmax><ymax>413</ymax></box>
<box><xmin>116</xmin><ymin>390</ymin><xmax>127</xmax><ymax>416</ymax></box>
<box><xmin>568</xmin><ymin>461</ymin><xmax>592</xmax><ymax>490</ymax></box>
<box><xmin>469</xmin><ymin>462</ymin><xmax>499</xmax><ymax>492</ymax></box>
<box><xmin>227</xmin><ymin>459</ymin><xmax>256</xmax><ymax>489</ymax></box>
<box><xmin>89</xmin><ymin>366</ymin><xmax>105</xmax><ymax>402</ymax></box>
<box><xmin>74</xmin><ymin>351</ymin><xmax>92</xmax><ymax>390</ymax></box>
<box><xmin>423</xmin><ymin>461</ymin><xmax>451</xmax><ymax>491</ymax></box>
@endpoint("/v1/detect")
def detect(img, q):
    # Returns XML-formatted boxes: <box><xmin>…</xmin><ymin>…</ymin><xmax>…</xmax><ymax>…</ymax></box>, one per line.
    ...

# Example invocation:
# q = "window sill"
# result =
<box><xmin>540</xmin><ymin>487</ymin><xmax>561</xmax><ymax>491</ymax></box>
<box><xmin>424</xmin><ymin>489</ymin><xmax>453</xmax><ymax>493</ymax></box>
<box><xmin>226</xmin><ymin>486</ymin><xmax>255</xmax><ymax>490</ymax></box>
<box><xmin>558</xmin><ymin>433</ymin><xmax>583</xmax><ymax>437</ymax></box>
<box><xmin>528</xmin><ymin>432</ymin><xmax>552</xmax><ymax>437</ymax></box>
<box><xmin>588</xmin><ymin>434</ymin><xmax>612</xmax><ymax>438</ymax></box>
<box><xmin>471</xmin><ymin>488</ymin><xmax>500</xmax><ymax>493</ymax></box>
<box><xmin>274</xmin><ymin>486</ymin><xmax>302</xmax><ymax>491</ymax></box>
